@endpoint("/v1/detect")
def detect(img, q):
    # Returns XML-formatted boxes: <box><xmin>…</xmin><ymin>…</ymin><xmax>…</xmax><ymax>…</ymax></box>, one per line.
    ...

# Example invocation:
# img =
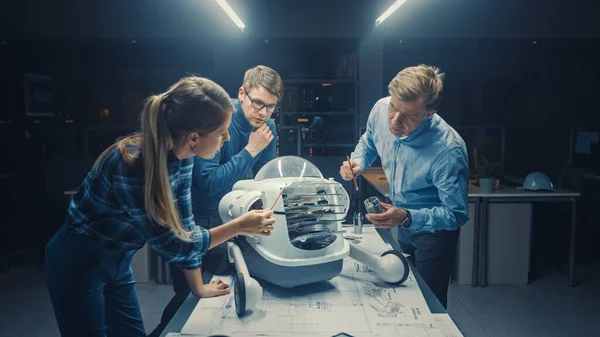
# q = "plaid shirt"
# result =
<box><xmin>65</xmin><ymin>145</ymin><xmax>211</xmax><ymax>270</ymax></box>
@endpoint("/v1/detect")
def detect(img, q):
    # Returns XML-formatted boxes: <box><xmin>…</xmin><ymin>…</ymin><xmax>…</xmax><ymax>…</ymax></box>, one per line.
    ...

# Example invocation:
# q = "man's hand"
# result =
<box><xmin>197</xmin><ymin>279</ymin><xmax>230</xmax><ymax>298</ymax></box>
<box><xmin>365</xmin><ymin>202</ymin><xmax>407</xmax><ymax>229</ymax></box>
<box><xmin>339</xmin><ymin>159</ymin><xmax>362</xmax><ymax>181</ymax></box>
<box><xmin>246</xmin><ymin>124</ymin><xmax>274</xmax><ymax>157</ymax></box>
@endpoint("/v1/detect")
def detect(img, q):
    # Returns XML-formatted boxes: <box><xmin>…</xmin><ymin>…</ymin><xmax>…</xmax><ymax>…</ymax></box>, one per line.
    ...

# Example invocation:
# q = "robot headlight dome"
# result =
<box><xmin>255</xmin><ymin>156</ymin><xmax>323</xmax><ymax>181</ymax></box>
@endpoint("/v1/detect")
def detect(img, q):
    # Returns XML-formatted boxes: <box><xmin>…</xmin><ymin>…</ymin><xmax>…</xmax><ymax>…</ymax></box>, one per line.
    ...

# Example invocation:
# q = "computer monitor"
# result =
<box><xmin>570</xmin><ymin>128</ymin><xmax>600</xmax><ymax>167</ymax></box>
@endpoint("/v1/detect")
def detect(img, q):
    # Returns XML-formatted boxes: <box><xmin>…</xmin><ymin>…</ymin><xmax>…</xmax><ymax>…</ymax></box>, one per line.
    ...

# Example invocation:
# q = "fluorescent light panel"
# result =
<box><xmin>216</xmin><ymin>0</ymin><xmax>246</xmax><ymax>31</ymax></box>
<box><xmin>375</xmin><ymin>0</ymin><xmax>408</xmax><ymax>27</ymax></box>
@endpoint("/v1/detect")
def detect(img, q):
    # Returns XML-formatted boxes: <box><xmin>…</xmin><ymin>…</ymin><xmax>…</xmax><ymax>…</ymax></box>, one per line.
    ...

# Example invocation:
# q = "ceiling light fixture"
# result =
<box><xmin>375</xmin><ymin>0</ymin><xmax>408</xmax><ymax>27</ymax></box>
<box><xmin>216</xmin><ymin>0</ymin><xmax>246</xmax><ymax>31</ymax></box>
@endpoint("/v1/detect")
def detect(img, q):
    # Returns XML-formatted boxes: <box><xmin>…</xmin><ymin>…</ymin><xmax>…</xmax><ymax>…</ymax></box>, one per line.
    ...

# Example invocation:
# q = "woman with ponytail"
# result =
<box><xmin>45</xmin><ymin>76</ymin><xmax>275</xmax><ymax>337</ymax></box>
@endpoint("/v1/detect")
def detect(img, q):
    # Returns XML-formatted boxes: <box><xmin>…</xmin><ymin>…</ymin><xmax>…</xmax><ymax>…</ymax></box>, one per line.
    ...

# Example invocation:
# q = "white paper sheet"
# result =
<box><xmin>180</xmin><ymin>227</ymin><xmax>438</xmax><ymax>337</ymax></box>
<box><xmin>432</xmin><ymin>314</ymin><xmax>464</xmax><ymax>337</ymax></box>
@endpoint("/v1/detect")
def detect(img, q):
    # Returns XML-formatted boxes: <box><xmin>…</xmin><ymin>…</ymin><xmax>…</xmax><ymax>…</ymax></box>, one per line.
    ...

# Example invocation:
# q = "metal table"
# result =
<box><xmin>468</xmin><ymin>189</ymin><xmax>580</xmax><ymax>287</ymax></box>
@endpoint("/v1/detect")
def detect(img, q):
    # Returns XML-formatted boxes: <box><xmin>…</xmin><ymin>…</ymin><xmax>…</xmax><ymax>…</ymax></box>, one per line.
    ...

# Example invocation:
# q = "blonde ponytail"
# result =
<box><xmin>141</xmin><ymin>95</ymin><xmax>191</xmax><ymax>240</ymax></box>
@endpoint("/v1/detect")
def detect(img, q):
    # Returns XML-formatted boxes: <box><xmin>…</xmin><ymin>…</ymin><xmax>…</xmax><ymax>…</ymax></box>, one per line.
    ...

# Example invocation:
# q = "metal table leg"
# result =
<box><xmin>569</xmin><ymin>197</ymin><xmax>577</xmax><ymax>287</ymax></box>
<box><xmin>472</xmin><ymin>197</ymin><xmax>481</xmax><ymax>287</ymax></box>
<box><xmin>479</xmin><ymin>197</ymin><xmax>488</xmax><ymax>287</ymax></box>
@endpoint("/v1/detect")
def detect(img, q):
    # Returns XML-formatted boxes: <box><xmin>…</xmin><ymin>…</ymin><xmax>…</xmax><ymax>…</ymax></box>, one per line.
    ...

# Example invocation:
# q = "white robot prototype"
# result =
<box><xmin>219</xmin><ymin>156</ymin><xmax>409</xmax><ymax>316</ymax></box>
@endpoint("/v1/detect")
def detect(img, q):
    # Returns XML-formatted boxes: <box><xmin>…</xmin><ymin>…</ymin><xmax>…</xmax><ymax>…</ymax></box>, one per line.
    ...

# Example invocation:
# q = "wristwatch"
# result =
<box><xmin>401</xmin><ymin>210</ymin><xmax>412</xmax><ymax>229</ymax></box>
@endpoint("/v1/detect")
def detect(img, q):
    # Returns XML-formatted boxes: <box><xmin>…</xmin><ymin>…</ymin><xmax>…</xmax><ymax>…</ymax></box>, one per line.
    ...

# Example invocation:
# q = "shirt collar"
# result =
<box><xmin>167</xmin><ymin>150</ymin><xmax>179</xmax><ymax>164</ymax></box>
<box><xmin>167</xmin><ymin>150</ymin><xmax>183</xmax><ymax>174</ymax></box>
<box><xmin>398</xmin><ymin>115</ymin><xmax>434</xmax><ymax>142</ymax></box>
<box><xmin>231</xmin><ymin>98</ymin><xmax>254</xmax><ymax>133</ymax></box>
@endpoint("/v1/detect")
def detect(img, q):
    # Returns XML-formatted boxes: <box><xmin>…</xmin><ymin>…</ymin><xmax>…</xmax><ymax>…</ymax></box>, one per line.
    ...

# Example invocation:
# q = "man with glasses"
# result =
<box><xmin>340</xmin><ymin>65</ymin><xmax>469</xmax><ymax>309</ymax></box>
<box><xmin>191</xmin><ymin>65</ymin><xmax>282</xmax><ymax>274</ymax></box>
<box><xmin>150</xmin><ymin>65</ymin><xmax>283</xmax><ymax>337</ymax></box>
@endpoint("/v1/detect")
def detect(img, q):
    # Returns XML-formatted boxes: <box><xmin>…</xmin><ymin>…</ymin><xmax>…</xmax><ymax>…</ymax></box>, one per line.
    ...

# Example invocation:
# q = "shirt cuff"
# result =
<box><xmin>190</xmin><ymin>226</ymin><xmax>212</xmax><ymax>254</ymax></box>
<box><xmin>405</xmin><ymin>208</ymin><xmax>427</xmax><ymax>233</ymax></box>
<box><xmin>350</xmin><ymin>156</ymin><xmax>366</xmax><ymax>173</ymax></box>
<box><xmin>240</xmin><ymin>148</ymin><xmax>256</xmax><ymax>161</ymax></box>
<box><xmin>173</xmin><ymin>227</ymin><xmax>211</xmax><ymax>270</ymax></box>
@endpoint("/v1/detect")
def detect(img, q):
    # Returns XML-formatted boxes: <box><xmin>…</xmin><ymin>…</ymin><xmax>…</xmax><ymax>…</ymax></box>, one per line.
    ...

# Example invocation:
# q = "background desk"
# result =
<box><xmin>64</xmin><ymin>188</ymin><xmax>78</xmax><ymax>199</ymax></box>
<box><xmin>160</xmin><ymin>228</ymin><xmax>453</xmax><ymax>337</ymax></box>
<box><xmin>361</xmin><ymin>167</ymin><xmax>580</xmax><ymax>287</ymax></box>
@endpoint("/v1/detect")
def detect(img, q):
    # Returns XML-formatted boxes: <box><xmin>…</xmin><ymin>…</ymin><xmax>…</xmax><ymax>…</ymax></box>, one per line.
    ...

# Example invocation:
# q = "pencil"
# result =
<box><xmin>269</xmin><ymin>186</ymin><xmax>286</xmax><ymax>210</ymax></box>
<box><xmin>346</xmin><ymin>155</ymin><xmax>359</xmax><ymax>191</ymax></box>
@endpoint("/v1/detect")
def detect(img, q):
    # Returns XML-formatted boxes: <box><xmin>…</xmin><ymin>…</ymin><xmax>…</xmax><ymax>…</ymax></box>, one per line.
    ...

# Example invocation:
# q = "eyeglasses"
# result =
<box><xmin>245</xmin><ymin>91</ymin><xmax>278</xmax><ymax>113</ymax></box>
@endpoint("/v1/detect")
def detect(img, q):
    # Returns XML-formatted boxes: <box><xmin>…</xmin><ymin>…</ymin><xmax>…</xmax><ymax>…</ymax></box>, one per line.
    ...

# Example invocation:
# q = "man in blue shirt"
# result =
<box><xmin>341</xmin><ymin>64</ymin><xmax>469</xmax><ymax>308</ymax></box>
<box><xmin>150</xmin><ymin>66</ymin><xmax>282</xmax><ymax>337</ymax></box>
<box><xmin>191</xmin><ymin>65</ymin><xmax>282</xmax><ymax>272</ymax></box>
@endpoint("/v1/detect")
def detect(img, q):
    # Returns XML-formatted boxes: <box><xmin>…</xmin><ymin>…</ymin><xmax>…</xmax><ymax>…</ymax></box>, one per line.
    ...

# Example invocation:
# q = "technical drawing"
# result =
<box><xmin>362</xmin><ymin>282</ymin><xmax>406</xmax><ymax>318</ymax></box>
<box><xmin>181</xmin><ymin>229</ymin><xmax>435</xmax><ymax>337</ymax></box>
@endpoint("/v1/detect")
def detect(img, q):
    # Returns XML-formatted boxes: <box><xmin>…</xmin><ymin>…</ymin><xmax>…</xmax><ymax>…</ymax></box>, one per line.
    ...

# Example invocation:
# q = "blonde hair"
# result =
<box><xmin>242</xmin><ymin>65</ymin><xmax>284</xmax><ymax>100</ymax></box>
<box><xmin>388</xmin><ymin>64</ymin><xmax>445</xmax><ymax>111</ymax></box>
<box><xmin>94</xmin><ymin>77</ymin><xmax>233</xmax><ymax>240</ymax></box>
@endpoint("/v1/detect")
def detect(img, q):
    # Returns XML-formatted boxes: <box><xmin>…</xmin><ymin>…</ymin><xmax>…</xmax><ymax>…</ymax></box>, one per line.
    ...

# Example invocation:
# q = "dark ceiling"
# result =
<box><xmin>1</xmin><ymin>0</ymin><xmax>599</xmax><ymax>40</ymax></box>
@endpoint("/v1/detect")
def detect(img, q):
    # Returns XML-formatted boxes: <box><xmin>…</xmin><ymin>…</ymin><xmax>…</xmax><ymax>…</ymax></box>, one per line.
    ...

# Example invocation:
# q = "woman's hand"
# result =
<box><xmin>197</xmin><ymin>279</ymin><xmax>230</xmax><ymax>298</ymax></box>
<box><xmin>237</xmin><ymin>209</ymin><xmax>276</xmax><ymax>236</ymax></box>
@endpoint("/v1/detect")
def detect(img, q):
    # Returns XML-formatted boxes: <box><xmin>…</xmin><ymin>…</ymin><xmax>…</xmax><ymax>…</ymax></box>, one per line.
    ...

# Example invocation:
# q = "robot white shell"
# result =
<box><xmin>219</xmin><ymin>156</ymin><xmax>409</xmax><ymax>316</ymax></box>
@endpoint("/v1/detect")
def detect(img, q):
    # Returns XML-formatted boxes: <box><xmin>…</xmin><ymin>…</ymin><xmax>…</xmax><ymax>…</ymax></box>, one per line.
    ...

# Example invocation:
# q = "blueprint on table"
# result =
<box><xmin>180</xmin><ymin>227</ymin><xmax>461</xmax><ymax>337</ymax></box>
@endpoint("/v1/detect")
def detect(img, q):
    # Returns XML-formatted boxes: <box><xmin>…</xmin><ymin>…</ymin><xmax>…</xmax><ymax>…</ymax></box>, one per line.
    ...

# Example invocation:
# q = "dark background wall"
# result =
<box><xmin>2</xmin><ymin>0</ymin><xmax>600</xmax><ymax>39</ymax></box>
<box><xmin>1</xmin><ymin>0</ymin><xmax>600</xmax><ymax>267</ymax></box>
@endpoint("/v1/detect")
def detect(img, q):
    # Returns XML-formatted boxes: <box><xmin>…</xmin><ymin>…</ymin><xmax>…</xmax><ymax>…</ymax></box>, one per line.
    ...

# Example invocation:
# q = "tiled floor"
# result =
<box><xmin>0</xmin><ymin>264</ymin><xmax>174</xmax><ymax>336</ymax></box>
<box><xmin>1</xmin><ymin>260</ymin><xmax>599</xmax><ymax>336</ymax></box>
<box><xmin>446</xmin><ymin>264</ymin><xmax>600</xmax><ymax>337</ymax></box>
